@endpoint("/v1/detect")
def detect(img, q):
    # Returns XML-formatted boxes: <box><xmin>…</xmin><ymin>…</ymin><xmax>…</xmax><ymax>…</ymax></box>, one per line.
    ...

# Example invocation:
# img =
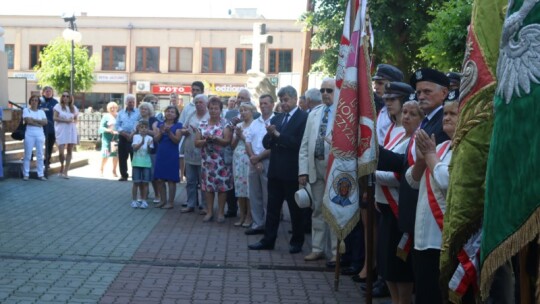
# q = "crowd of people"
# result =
<box><xmin>21</xmin><ymin>66</ymin><xmax>465</xmax><ymax>303</ymax></box>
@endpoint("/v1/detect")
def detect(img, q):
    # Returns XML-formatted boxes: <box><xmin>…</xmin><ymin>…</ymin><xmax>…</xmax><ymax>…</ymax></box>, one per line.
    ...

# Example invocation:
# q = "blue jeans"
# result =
<box><xmin>186</xmin><ymin>163</ymin><xmax>204</xmax><ymax>209</ymax></box>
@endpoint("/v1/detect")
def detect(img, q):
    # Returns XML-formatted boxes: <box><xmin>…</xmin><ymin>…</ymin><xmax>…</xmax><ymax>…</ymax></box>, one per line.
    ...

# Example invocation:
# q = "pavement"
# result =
<box><xmin>0</xmin><ymin>150</ymin><xmax>388</xmax><ymax>304</ymax></box>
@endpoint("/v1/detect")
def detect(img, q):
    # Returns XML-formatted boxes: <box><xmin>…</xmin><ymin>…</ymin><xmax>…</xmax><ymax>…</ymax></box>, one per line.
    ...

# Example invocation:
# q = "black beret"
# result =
<box><xmin>446</xmin><ymin>72</ymin><xmax>462</xmax><ymax>83</ymax></box>
<box><xmin>382</xmin><ymin>82</ymin><xmax>415</xmax><ymax>99</ymax></box>
<box><xmin>372</xmin><ymin>64</ymin><xmax>404</xmax><ymax>82</ymax></box>
<box><xmin>446</xmin><ymin>89</ymin><xmax>460</xmax><ymax>102</ymax></box>
<box><xmin>410</xmin><ymin>68</ymin><xmax>450</xmax><ymax>88</ymax></box>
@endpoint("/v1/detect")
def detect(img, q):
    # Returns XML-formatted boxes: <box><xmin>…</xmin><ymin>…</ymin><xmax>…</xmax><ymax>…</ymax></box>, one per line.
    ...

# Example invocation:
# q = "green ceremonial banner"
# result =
<box><xmin>481</xmin><ymin>0</ymin><xmax>540</xmax><ymax>299</ymax></box>
<box><xmin>440</xmin><ymin>0</ymin><xmax>506</xmax><ymax>302</ymax></box>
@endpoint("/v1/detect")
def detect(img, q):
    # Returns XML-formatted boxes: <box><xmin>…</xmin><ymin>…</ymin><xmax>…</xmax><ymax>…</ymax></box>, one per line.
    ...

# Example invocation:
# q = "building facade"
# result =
<box><xmin>1</xmin><ymin>14</ymin><xmax>320</xmax><ymax>110</ymax></box>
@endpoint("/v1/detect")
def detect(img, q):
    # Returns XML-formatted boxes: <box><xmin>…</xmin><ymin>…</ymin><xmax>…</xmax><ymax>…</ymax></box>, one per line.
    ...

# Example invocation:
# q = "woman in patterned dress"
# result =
<box><xmin>195</xmin><ymin>97</ymin><xmax>233</xmax><ymax>223</ymax></box>
<box><xmin>99</xmin><ymin>101</ymin><xmax>119</xmax><ymax>177</ymax></box>
<box><xmin>231</xmin><ymin>102</ymin><xmax>256</xmax><ymax>227</ymax></box>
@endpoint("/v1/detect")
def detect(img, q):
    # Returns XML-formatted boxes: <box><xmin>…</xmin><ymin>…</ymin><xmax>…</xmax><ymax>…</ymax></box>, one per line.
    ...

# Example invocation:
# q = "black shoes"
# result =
<box><xmin>248</xmin><ymin>241</ymin><xmax>274</xmax><ymax>250</ymax></box>
<box><xmin>244</xmin><ymin>228</ymin><xmax>264</xmax><ymax>235</ymax></box>
<box><xmin>118</xmin><ymin>177</ymin><xmax>128</xmax><ymax>181</ymax></box>
<box><xmin>360</xmin><ymin>277</ymin><xmax>390</xmax><ymax>298</ymax></box>
<box><xmin>288</xmin><ymin>244</ymin><xmax>302</xmax><ymax>254</ymax></box>
<box><xmin>224</xmin><ymin>212</ymin><xmax>237</xmax><ymax>218</ymax></box>
<box><xmin>341</xmin><ymin>266</ymin><xmax>361</xmax><ymax>276</ymax></box>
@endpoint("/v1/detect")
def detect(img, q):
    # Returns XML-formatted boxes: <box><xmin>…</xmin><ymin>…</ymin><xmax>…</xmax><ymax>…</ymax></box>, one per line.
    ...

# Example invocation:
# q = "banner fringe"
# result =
<box><xmin>480</xmin><ymin>206</ymin><xmax>540</xmax><ymax>299</ymax></box>
<box><xmin>323</xmin><ymin>204</ymin><xmax>361</xmax><ymax>241</ymax></box>
<box><xmin>448</xmin><ymin>289</ymin><xmax>463</xmax><ymax>304</ymax></box>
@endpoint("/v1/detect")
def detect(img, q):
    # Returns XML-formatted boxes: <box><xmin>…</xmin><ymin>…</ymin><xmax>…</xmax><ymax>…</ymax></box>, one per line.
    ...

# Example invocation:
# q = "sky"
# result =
<box><xmin>0</xmin><ymin>0</ymin><xmax>307</xmax><ymax>20</ymax></box>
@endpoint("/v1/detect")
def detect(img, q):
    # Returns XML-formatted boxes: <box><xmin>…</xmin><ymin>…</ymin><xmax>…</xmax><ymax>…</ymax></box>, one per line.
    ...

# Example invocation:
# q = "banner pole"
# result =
<box><xmin>334</xmin><ymin>239</ymin><xmax>342</xmax><ymax>291</ymax></box>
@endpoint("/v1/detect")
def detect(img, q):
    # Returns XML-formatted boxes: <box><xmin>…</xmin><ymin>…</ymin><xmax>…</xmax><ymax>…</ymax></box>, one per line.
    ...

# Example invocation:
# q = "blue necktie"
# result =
<box><xmin>420</xmin><ymin>117</ymin><xmax>429</xmax><ymax>129</ymax></box>
<box><xmin>281</xmin><ymin>113</ymin><xmax>290</xmax><ymax>128</ymax></box>
<box><xmin>315</xmin><ymin>106</ymin><xmax>330</xmax><ymax>158</ymax></box>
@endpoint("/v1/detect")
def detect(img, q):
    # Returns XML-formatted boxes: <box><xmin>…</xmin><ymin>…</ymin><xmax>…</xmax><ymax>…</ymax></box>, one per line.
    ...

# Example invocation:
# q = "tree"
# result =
<box><xmin>35</xmin><ymin>37</ymin><xmax>95</xmax><ymax>94</ymax></box>
<box><xmin>417</xmin><ymin>0</ymin><xmax>472</xmax><ymax>71</ymax></box>
<box><xmin>302</xmin><ymin>0</ymin><xmax>469</xmax><ymax>77</ymax></box>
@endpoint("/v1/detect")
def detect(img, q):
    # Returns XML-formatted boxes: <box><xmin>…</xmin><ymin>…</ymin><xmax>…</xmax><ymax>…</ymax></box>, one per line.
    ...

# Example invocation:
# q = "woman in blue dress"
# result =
<box><xmin>152</xmin><ymin>105</ymin><xmax>183</xmax><ymax>209</ymax></box>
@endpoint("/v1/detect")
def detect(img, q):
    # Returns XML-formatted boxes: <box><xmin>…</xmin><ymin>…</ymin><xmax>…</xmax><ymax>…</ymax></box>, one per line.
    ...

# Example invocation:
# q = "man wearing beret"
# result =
<box><xmin>377</xmin><ymin>68</ymin><xmax>450</xmax><ymax>301</ymax></box>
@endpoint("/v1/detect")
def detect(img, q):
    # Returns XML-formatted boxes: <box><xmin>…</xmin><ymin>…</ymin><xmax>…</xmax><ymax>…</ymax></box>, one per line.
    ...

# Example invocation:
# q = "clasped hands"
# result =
<box><xmin>415</xmin><ymin>129</ymin><xmax>436</xmax><ymax>161</ymax></box>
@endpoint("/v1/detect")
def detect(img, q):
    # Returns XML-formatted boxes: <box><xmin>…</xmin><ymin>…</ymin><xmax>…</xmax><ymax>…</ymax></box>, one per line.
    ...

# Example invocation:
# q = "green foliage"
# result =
<box><xmin>35</xmin><ymin>37</ymin><xmax>95</xmax><ymax>93</ymax></box>
<box><xmin>418</xmin><ymin>0</ymin><xmax>472</xmax><ymax>71</ymax></box>
<box><xmin>302</xmin><ymin>0</ymin><xmax>470</xmax><ymax>77</ymax></box>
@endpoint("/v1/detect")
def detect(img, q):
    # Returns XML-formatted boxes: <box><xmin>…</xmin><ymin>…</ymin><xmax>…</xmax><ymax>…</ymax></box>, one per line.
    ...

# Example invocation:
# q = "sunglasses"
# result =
<box><xmin>62</xmin><ymin>95</ymin><xmax>70</xmax><ymax>97</ymax></box>
<box><xmin>320</xmin><ymin>88</ymin><xmax>334</xmax><ymax>94</ymax></box>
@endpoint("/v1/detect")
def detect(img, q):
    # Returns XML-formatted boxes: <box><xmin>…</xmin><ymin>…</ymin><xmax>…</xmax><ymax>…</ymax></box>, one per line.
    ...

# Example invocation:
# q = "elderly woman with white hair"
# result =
<box><xmin>180</xmin><ymin>94</ymin><xmax>210</xmax><ymax>214</ymax></box>
<box><xmin>99</xmin><ymin>101</ymin><xmax>119</xmax><ymax>177</ymax></box>
<box><xmin>230</xmin><ymin>101</ymin><xmax>257</xmax><ymax>227</ymax></box>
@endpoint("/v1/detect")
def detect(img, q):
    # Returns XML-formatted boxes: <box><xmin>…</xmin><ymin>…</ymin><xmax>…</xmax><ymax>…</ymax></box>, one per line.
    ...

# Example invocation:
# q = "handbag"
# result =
<box><xmin>110</xmin><ymin>135</ymin><xmax>119</xmax><ymax>153</ymax></box>
<box><xmin>11</xmin><ymin>118</ymin><xmax>26</xmax><ymax>141</ymax></box>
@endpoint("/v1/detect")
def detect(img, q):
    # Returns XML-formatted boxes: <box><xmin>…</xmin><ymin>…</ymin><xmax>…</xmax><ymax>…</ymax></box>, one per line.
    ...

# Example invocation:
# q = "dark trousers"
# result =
<box><xmin>412</xmin><ymin>248</ymin><xmax>443</xmax><ymax>304</ymax></box>
<box><xmin>342</xmin><ymin>220</ymin><xmax>364</xmax><ymax>268</ymax></box>
<box><xmin>44</xmin><ymin>133</ymin><xmax>55</xmax><ymax>167</ymax></box>
<box><xmin>118</xmin><ymin>136</ymin><xmax>133</xmax><ymax>178</ymax></box>
<box><xmin>226</xmin><ymin>188</ymin><xmax>238</xmax><ymax>215</ymax></box>
<box><xmin>262</xmin><ymin>178</ymin><xmax>304</xmax><ymax>247</ymax></box>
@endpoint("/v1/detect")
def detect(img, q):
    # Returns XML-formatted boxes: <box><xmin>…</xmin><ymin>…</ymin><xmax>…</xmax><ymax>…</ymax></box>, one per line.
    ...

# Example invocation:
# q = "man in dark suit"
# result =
<box><xmin>248</xmin><ymin>86</ymin><xmax>308</xmax><ymax>254</ymax></box>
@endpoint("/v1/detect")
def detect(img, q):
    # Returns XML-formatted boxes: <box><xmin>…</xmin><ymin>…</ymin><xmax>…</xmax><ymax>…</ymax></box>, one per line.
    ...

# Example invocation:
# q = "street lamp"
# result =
<box><xmin>62</xmin><ymin>15</ymin><xmax>81</xmax><ymax>98</ymax></box>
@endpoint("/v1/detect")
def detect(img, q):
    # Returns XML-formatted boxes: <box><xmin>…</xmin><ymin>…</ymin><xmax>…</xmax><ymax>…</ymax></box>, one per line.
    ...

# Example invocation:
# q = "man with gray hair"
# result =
<box><xmin>299</xmin><ymin>78</ymin><xmax>337</xmax><ymax>263</ymax></box>
<box><xmin>304</xmin><ymin>88</ymin><xmax>322</xmax><ymax>111</ymax></box>
<box><xmin>115</xmin><ymin>94</ymin><xmax>140</xmax><ymax>181</ymax></box>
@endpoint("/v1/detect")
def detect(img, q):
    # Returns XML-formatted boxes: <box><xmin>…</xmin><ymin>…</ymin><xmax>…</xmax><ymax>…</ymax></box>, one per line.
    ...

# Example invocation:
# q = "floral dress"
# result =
<box><xmin>233</xmin><ymin>122</ymin><xmax>254</xmax><ymax>198</ymax></box>
<box><xmin>199</xmin><ymin>118</ymin><xmax>233</xmax><ymax>193</ymax></box>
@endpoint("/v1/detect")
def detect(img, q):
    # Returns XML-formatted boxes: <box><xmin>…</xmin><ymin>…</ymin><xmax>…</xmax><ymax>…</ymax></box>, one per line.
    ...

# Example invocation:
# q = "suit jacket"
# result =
<box><xmin>378</xmin><ymin>107</ymin><xmax>449</xmax><ymax>234</ymax></box>
<box><xmin>298</xmin><ymin>104</ymin><xmax>328</xmax><ymax>183</ymax></box>
<box><xmin>263</xmin><ymin>108</ymin><xmax>308</xmax><ymax>181</ymax></box>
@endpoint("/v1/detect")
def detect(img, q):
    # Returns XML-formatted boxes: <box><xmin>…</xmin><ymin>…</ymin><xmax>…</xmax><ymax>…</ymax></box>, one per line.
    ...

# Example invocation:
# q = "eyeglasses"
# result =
<box><xmin>62</xmin><ymin>95</ymin><xmax>70</xmax><ymax>97</ymax></box>
<box><xmin>320</xmin><ymin>88</ymin><xmax>334</xmax><ymax>94</ymax></box>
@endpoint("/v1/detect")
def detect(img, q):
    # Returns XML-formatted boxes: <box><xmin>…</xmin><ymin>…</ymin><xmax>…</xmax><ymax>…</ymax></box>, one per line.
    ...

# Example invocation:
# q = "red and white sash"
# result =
<box><xmin>449</xmin><ymin>230</ymin><xmax>482</xmax><ymax>303</ymax></box>
<box><xmin>425</xmin><ymin>140</ymin><xmax>451</xmax><ymax>230</ymax></box>
<box><xmin>380</xmin><ymin>130</ymin><xmax>412</xmax><ymax>261</ymax></box>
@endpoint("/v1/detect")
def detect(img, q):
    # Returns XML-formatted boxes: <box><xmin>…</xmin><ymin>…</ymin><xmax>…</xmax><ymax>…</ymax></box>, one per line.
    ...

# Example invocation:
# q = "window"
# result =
<box><xmin>136</xmin><ymin>47</ymin><xmax>159</xmax><ymax>72</ymax></box>
<box><xmin>169</xmin><ymin>47</ymin><xmax>192</xmax><ymax>72</ymax></box>
<box><xmin>102</xmin><ymin>46</ymin><xmax>126</xmax><ymax>71</ymax></box>
<box><xmin>235</xmin><ymin>48</ymin><xmax>252</xmax><ymax>74</ymax></box>
<box><xmin>268</xmin><ymin>49</ymin><xmax>292</xmax><ymax>73</ymax></box>
<box><xmin>30</xmin><ymin>44</ymin><xmax>47</xmax><ymax>69</ymax></box>
<box><xmin>6</xmin><ymin>44</ymin><xmax>14</xmax><ymax>69</ymax></box>
<box><xmin>202</xmin><ymin>48</ymin><xmax>226</xmax><ymax>73</ymax></box>
<box><xmin>310</xmin><ymin>50</ymin><xmax>323</xmax><ymax>66</ymax></box>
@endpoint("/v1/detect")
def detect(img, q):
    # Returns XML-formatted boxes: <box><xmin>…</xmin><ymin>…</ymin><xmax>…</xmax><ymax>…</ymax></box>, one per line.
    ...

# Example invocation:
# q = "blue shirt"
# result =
<box><xmin>115</xmin><ymin>108</ymin><xmax>140</xmax><ymax>133</ymax></box>
<box><xmin>38</xmin><ymin>96</ymin><xmax>58</xmax><ymax>135</ymax></box>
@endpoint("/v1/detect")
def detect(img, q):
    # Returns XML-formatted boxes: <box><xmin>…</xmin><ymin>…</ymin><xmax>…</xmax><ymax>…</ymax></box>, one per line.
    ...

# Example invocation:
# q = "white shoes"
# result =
<box><xmin>23</xmin><ymin>176</ymin><xmax>29</xmax><ymax>181</ymax></box>
<box><xmin>131</xmin><ymin>200</ymin><xmax>148</xmax><ymax>209</ymax></box>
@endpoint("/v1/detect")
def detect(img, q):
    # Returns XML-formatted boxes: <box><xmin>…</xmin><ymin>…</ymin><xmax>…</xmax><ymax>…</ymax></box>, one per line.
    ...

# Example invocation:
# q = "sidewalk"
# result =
<box><xmin>0</xmin><ymin>151</ymin><xmax>385</xmax><ymax>303</ymax></box>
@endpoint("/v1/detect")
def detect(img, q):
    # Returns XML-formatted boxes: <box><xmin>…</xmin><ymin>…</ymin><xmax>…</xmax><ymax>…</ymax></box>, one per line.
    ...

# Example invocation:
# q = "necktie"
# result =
<box><xmin>315</xmin><ymin>106</ymin><xmax>330</xmax><ymax>158</ymax></box>
<box><xmin>281</xmin><ymin>113</ymin><xmax>290</xmax><ymax>128</ymax></box>
<box><xmin>420</xmin><ymin>116</ymin><xmax>429</xmax><ymax>129</ymax></box>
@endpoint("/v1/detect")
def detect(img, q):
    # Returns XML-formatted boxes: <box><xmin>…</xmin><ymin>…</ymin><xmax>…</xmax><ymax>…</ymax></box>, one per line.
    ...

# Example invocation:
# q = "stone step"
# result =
<box><xmin>4</xmin><ymin>155</ymin><xmax>89</xmax><ymax>178</ymax></box>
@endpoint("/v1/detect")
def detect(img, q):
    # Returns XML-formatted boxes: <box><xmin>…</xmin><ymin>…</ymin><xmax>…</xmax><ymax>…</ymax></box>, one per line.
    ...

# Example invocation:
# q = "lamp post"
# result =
<box><xmin>62</xmin><ymin>15</ymin><xmax>81</xmax><ymax>98</ymax></box>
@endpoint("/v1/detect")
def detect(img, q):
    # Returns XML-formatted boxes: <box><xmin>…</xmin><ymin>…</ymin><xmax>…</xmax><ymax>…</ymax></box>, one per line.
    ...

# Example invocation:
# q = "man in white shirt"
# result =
<box><xmin>244</xmin><ymin>94</ymin><xmax>275</xmax><ymax>235</ymax></box>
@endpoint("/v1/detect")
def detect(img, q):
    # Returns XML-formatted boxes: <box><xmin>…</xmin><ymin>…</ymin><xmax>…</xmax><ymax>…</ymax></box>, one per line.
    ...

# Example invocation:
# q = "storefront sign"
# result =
<box><xmin>96</xmin><ymin>73</ymin><xmax>128</xmax><ymax>83</ymax></box>
<box><xmin>12</xmin><ymin>72</ymin><xmax>37</xmax><ymax>81</ymax></box>
<box><xmin>152</xmin><ymin>85</ymin><xmax>192</xmax><ymax>95</ymax></box>
<box><xmin>207</xmin><ymin>83</ymin><xmax>246</xmax><ymax>97</ymax></box>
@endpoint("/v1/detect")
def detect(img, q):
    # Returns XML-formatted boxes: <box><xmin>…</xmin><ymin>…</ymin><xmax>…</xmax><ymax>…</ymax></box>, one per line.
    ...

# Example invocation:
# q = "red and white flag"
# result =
<box><xmin>323</xmin><ymin>0</ymin><xmax>377</xmax><ymax>240</ymax></box>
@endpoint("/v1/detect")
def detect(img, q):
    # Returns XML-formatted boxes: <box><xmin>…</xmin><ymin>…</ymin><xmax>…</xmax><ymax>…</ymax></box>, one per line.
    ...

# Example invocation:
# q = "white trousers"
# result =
<box><xmin>23</xmin><ymin>133</ymin><xmax>45</xmax><ymax>177</ymax></box>
<box><xmin>248</xmin><ymin>159</ymin><xmax>269</xmax><ymax>229</ymax></box>
<box><xmin>310</xmin><ymin>158</ymin><xmax>337</xmax><ymax>256</ymax></box>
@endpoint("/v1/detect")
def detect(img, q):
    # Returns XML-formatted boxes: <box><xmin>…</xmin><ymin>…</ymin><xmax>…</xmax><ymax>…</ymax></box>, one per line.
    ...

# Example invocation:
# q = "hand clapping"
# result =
<box><xmin>415</xmin><ymin>129</ymin><xmax>436</xmax><ymax>156</ymax></box>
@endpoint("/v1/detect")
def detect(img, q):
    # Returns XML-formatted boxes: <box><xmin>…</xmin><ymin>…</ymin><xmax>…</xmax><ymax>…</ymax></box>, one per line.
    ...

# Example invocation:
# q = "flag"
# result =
<box><xmin>323</xmin><ymin>0</ymin><xmax>377</xmax><ymax>240</ymax></box>
<box><xmin>439</xmin><ymin>0</ymin><xmax>506</xmax><ymax>302</ymax></box>
<box><xmin>480</xmin><ymin>0</ymin><xmax>540</xmax><ymax>299</ymax></box>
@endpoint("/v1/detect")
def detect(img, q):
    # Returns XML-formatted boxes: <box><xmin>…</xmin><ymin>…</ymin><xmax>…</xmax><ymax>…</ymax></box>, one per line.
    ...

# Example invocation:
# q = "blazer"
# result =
<box><xmin>298</xmin><ymin>104</ymin><xmax>328</xmax><ymax>183</ymax></box>
<box><xmin>263</xmin><ymin>108</ymin><xmax>308</xmax><ymax>181</ymax></box>
<box><xmin>378</xmin><ymin>107</ymin><xmax>449</xmax><ymax>234</ymax></box>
